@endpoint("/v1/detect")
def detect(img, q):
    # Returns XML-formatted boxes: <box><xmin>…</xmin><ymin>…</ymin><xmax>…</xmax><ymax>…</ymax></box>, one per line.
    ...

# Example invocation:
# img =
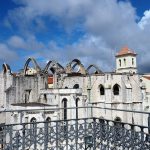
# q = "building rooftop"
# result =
<box><xmin>116</xmin><ymin>46</ymin><xmax>137</xmax><ymax>57</ymax></box>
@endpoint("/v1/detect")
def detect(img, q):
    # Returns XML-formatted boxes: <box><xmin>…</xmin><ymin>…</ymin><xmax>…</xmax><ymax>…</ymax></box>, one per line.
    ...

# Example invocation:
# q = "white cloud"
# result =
<box><xmin>7</xmin><ymin>35</ymin><xmax>26</xmax><ymax>49</ymax></box>
<box><xmin>7</xmin><ymin>35</ymin><xmax>45</xmax><ymax>51</ymax></box>
<box><xmin>3</xmin><ymin>0</ymin><xmax>150</xmax><ymax>72</ymax></box>
<box><xmin>138</xmin><ymin>10</ymin><xmax>150</xmax><ymax>30</ymax></box>
<box><xmin>0</xmin><ymin>43</ymin><xmax>18</xmax><ymax>62</ymax></box>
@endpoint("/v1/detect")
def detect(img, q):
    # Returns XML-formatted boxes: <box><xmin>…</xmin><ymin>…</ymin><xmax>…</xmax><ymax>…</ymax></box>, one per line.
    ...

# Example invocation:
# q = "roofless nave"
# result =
<box><xmin>0</xmin><ymin>46</ymin><xmax>150</xmax><ymax>149</ymax></box>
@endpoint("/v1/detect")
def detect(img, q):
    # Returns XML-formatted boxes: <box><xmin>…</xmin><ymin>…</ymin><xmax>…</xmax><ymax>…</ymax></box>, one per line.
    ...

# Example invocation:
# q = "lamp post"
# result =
<box><xmin>84</xmin><ymin>135</ymin><xmax>93</xmax><ymax>150</ymax></box>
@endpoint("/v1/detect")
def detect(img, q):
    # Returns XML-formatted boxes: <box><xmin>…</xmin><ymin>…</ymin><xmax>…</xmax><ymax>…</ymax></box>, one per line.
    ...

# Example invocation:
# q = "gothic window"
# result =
<box><xmin>25</xmin><ymin>90</ymin><xmax>31</xmax><ymax>103</ymax></box>
<box><xmin>62</xmin><ymin>98</ymin><xmax>67</xmax><ymax>120</ymax></box>
<box><xmin>76</xmin><ymin>98</ymin><xmax>79</xmax><ymax>119</ymax></box>
<box><xmin>132</xmin><ymin>58</ymin><xmax>134</xmax><ymax>65</ymax></box>
<box><xmin>44</xmin><ymin>94</ymin><xmax>47</xmax><ymax>102</ymax></box>
<box><xmin>99</xmin><ymin>85</ymin><xmax>105</xmax><ymax>95</ymax></box>
<box><xmin>124</xmin><ymin>58</ymin><xmax>126</xmax><ymax>66</ymax></box>
<box><xmin>46</xmin><ymin>117</ymin><xmax>51</xmax><ymax>122</ymax></box>
<box><xmin>30</xmin><ymin>117</ymin><xmax>36</xmax><ymax>134</ymax></box>
<box><xmin>65</xmin><ymin>86</ymin><xmax>68</xmax><ymax>89</ymax></box>
<box><xmin>45</xmin><ymin>117</ymin><xmax>51</xmax><ymax>128</ymax></box>
<box><xmin>113</xmin><ymin>84</ymin><xmax>120</xmax><ymax>95</ymax></box>
<box><xmin>73</xmin><ymin>84</ymin><xmax>79</xmax><ymax>89</ymax></box>
<box><xmin>119</xmin><ymin>59</ymin><xmax>121</xmax><ymax>67</ymax></box>
<box><xmin>114</xmin><ymin>117</ymin><xmax>122</xmax><ymax>141</ymax></box>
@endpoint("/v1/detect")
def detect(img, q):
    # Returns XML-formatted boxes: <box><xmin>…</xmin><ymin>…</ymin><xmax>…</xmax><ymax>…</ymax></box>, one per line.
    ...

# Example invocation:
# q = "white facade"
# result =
<box><xmin>0</xmin><ymin>48</ymin><xmax>149</xmax><ymax>128</ymax></box>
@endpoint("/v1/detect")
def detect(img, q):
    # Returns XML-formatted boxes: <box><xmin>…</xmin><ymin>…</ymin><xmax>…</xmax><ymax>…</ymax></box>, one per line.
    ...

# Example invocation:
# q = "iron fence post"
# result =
<box><xmin>84</xmin><ymin>119</ymin><xmax>87</xmax><ymax>150</ymax></box>
<box><xmin>22</xmin><ymin>124</ymin><xmax>25</xmax><ymax>150</ymax></box>
<box><xmin>66</xmin><ymin>120</ymin><xmax>68</xmax><ymax>150</ymax></box>
<box><xmin>56</xmin><ymin>121</ymin><xmax>59</xmax><ymax>150</ymax></box>
<box><xmin>9</xmin><ymin>125</ymin><xmax>13</xmax><ymax>150</ymax></box>
<box><xmin>148</xmin><ymin>114</ymin><xmax>150</xmax><ymax>134</ymax></box>
<box><xmin>44</xmin><ymin>122</ymin><xmax>48</xmax><ymax>150</ymax></box>
<box><xmin>75</xmin><ymin>119</ymin><xmax>78</xmax><ymax>150</ymax></box>
<box><xmin>93</xmin><ymin>118</ymin><xmax>96</xmax><ymax>150</ymax></box>
<box><xmin>34</xmin><ymin>123</ymin><xmax>37</xmax><ymax>150</ymax></box>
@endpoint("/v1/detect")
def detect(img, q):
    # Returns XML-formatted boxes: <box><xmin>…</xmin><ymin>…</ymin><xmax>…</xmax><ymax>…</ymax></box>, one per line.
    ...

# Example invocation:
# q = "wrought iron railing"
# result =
<box><xmin>0</xmin><ymin>107</ymin><xmax>150</xmax><ymax>149</ymax></box>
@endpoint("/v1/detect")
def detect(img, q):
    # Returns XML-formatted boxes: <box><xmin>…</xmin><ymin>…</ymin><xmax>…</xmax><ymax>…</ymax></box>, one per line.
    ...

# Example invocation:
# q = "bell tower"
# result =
<box><xmin>116</xmin><ymin>46</ymin><xmax>137</xmax><ymax>73</ymax></box>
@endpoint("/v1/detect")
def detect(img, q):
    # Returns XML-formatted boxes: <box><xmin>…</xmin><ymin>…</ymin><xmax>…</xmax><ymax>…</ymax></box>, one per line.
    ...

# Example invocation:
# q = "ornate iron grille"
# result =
<box><xmin>0</xmin><ymin>117</ymin><xmax>150</xmax><ymax>150</ymax></box>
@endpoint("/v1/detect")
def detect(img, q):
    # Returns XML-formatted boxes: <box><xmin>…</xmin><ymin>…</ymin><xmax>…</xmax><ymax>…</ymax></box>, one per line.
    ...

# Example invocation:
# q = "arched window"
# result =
<box><xmin>76</xmin><ymin>98</ymin><xmax>79</xmax><ymax>119</ymax></box>
<box><xmin>99</xmin><ymin>85</ymin><xmax>105</xmax><ymax>95</ymax></box>
<box><xmin>73</xmin><ymin>84</ymin><xmax>79</xmax><ymax>89</ymax></box>
<box><xmin>45</xmin><ymin>117</ymin><xmax>51</xmax><ymax>128</ymax></box>
<box><xmin>132</xmin><ymin>58</ymin><xmax>134</xmax><ymax>65</ymax></box>
<box><xmin>119</xmin><ymin>59</ymin><xmax>121</xmax><ymax>67</ymax></box>
<box><xmin>124</xmin><ymin>58</ymin><xmax>126</xmax><ymax>66</ymax></box>
<box><xmin>113</xmin><ymin>84</ymin><xmax>120</xmax><ymax>95</ymax></box>
<box><xmin>30</xmin><ymin>117</ymin><xmax>36</xmax><ymax>123</ymax></box>
<box><xmin>46</xmin><ymin>117</ymin><xmax>51</xmax><ymax>122</ymax></box>
<box><xmin>114</xmin><ymin>117</ymin><xmax>122</xmax><ymax>141</ymax></box>
<box><xmin>44</xmin><ymin>94</ymin><xmax>47</xmax><ymax>102</ymax></box>
<box><xmin>114</xmin><ymin>117</ymin><xmax>121</xmax><ymax>122</ymax></box>
<box><xmin>65</xmin><ymin>86</ymin><xmax>68</xmax><ymax>89</ymax></box>
<box><xmin>62</xmin><ymin>98</ymin><xmax>67</xmax><ymax>120</ymax></box>
<box><xmin>30</xmin><ymin>117</ymin><xmax>36</xmax><ymax>134</ymax></box>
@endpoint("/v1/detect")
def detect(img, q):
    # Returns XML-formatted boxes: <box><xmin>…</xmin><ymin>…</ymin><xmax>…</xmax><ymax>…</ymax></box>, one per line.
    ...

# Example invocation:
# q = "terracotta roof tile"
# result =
<box><xmin>116</xmin><ymin>46</ymin><xmax>136</xmax><ymax>57</ymax></box>
<box><xmin>143</xmin><ymin>76</ymin><xmax>150</xmax><ymax>80</ymax></box>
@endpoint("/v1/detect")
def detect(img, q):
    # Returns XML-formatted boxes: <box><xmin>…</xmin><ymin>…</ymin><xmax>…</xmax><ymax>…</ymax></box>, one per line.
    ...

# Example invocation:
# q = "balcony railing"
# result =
<box><xmin>0</xmin><ymin>107</ymin><xmax>150</xmax><ymax>149</ymax></box>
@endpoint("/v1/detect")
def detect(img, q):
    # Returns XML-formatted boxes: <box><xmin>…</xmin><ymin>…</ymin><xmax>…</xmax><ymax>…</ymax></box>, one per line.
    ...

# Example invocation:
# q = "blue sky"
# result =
<box><xmin>0</xmin><ymin>0</ymin><xmax>150</xmax><ymax>73</ymax></box>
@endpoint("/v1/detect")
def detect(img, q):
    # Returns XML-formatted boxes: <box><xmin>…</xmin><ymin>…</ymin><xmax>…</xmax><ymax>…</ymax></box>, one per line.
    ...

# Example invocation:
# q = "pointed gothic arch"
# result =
<box><xmin>113</xmin><ymin>84</ymin><xmax>120</xmax><ymax>95</ymax></box>
<box><xmin>86</xmin><ymin>64</ymin><xmax>103</xmax><ymax>74</ymax></box>
<box><xmin>24</xmin><ymin>58</ymin><xmax>41</xmax><ymax>75</ymax></box>
<box><xmin>99</xmin><ymin>84</ymin><xmax>105</xmax><ymax>95</ymax></box>
<box><xmin>2</xmin><ymin>63</ymin><xmax>11</xmax><ymax>74</ymax></box>
<box><xmin>62</xmin><ymin>98</ymin><xmax>68</xmax><ymax>120</ymax></box>
<box><xmin>66</xmin><ymin>59</ymin><xmax>86</xmax><ymax>74</ymax></box>
<box><xmin>44</xmin><ymin>60</ymin><xmax>64</xmax><ymax>74</ymax></box>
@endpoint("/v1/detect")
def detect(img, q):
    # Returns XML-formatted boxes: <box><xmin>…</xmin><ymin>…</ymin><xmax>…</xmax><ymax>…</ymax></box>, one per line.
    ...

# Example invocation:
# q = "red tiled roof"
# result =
<box><xmin>48</xmin><ymin>76</ymin><xmax>53</xmax><ymax>84</ymax></box>
<box><xmin>143</xmin><ymin>76</ymin><xmax>150</xmax><ymax>80</ymax></box>
<box><xmin>116</xmin><ymin>46</ymin><xmax>136</xmax><ymax>57</ymax></box>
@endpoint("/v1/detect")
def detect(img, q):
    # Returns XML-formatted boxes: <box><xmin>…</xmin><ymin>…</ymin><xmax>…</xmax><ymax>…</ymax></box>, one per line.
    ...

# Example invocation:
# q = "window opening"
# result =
<box><xmin>113</xmin><ymin>84</ymin><xmax>120</xmax><ymax>95</ymax></box>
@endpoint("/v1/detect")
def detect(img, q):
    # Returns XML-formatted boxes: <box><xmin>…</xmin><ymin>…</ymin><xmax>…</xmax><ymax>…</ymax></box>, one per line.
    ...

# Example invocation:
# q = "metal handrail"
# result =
<box><xmin>0</xmin><ymin>106</ymin><xmax>150</xmax><ymax>114</ymax></box>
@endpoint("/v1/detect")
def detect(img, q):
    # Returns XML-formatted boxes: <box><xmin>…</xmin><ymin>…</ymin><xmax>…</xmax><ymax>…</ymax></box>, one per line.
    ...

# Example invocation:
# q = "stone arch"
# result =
<box><xmin>30</xmin><ymin>117</ymin><xmax>36</xmax><ymax>123</ymax></box>
<box><xmin>66</xmin><ymin>59</ymin><xmax>86</xmax><ymax>74</ymax></box>
<box><xmin>99</xmin><ymin>116</ymin><xmax>105</xmax><ymax>123</ymax></box>
<box><xmin>46</xmin><ymin>117</ymin><xmax>51</xmax><ymax>122</ymax></box>
<box><xmin>114</xmin><ymin>117</ymin><xmax>121</xmax><ymax>122</ymax></box>
<box><xmin>113</xmin><ymin>84</ymin><xmax>120</xmax><ymax>95</ymax></box>
<box><xmin>86</xmin><ymin>64</ymin><xmax>103</xmax><ymax>74</ymax></box>
<box><xmin>114</xmin><ymin>117</ymin><xmax>122</xmax><ymax>140</ymax></box>
<box><xmin>73</xmin><ymin>84</ymin><xmax>79</xmax><ymax>89</ymax></box>
<box><xmin>2</xmin><ymin>63</ymin><xmax>11</xmax><ymax>74</ymax></box>
<box><xmin>44</xmin><ymin>60</ymin><xmax>64</xmax><ymax>74</ymax></box>
<box><xmin>24</xmin><ymin>57</ymin><xmax>41</xmax><ymax>75</ymax></box>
